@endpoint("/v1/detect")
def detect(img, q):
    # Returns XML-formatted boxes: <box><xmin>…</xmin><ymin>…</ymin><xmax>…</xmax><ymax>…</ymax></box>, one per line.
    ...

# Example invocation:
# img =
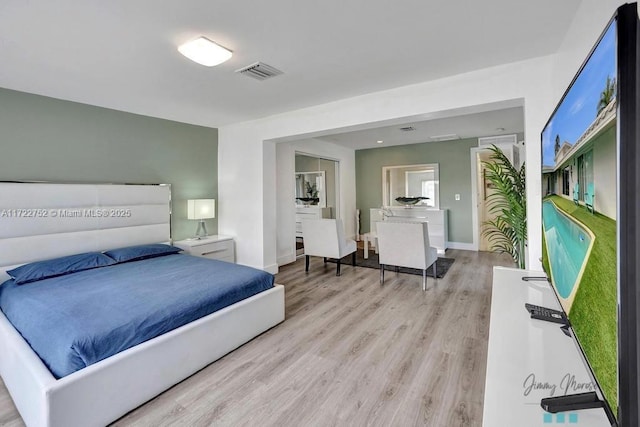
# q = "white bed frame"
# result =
<box><xmin>0</xmin><ymin>182</ymin><xmax>285</xmax><ymax>427</ymax></box>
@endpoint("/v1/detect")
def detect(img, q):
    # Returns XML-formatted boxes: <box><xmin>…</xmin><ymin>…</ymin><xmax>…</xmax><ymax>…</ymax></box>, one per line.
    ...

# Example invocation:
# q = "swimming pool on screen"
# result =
<box><xmin>542</xmin><ymin>201</ymin><xmax>592</xmax><ymax>305</ymax></box>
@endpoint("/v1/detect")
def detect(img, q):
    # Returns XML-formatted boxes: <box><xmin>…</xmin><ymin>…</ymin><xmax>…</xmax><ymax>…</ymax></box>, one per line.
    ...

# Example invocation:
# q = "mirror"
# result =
<box><xmin>295</xmin><ymin>153</ymin><xmax>338</xmax><ymax>209</ymax></box>
<box><xmin>295</xmin><ymin>171</ymin><xmax>326</xmax><ymax>207</ymax></box>
<box><xmin>382</xmin><ymin>163</ymin><xmax>439</xmax><ymax>208</ymax></box>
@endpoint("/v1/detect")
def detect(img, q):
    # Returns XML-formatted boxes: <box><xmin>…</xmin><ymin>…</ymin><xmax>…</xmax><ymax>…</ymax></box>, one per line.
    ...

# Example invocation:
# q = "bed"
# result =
<box><xmin>0</xmin><ymin>182</ymin><xmax>285</xmax><ymax>427</ymax></box>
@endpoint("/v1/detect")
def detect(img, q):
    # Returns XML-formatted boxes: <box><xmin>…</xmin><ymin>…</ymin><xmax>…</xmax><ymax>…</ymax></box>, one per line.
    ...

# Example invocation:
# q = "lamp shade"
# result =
<box><xmin>187</xmin><ymin>199</ymin><xmax>215</xmax><ymax>220</ymax></box>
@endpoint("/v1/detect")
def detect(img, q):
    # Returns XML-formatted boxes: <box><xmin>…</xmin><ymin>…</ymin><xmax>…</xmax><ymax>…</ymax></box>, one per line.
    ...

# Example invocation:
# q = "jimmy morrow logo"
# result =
<box><xmin>523</xmin><ymin>373</ymin><xmax>596</xmax><ymax>397</ymax></box>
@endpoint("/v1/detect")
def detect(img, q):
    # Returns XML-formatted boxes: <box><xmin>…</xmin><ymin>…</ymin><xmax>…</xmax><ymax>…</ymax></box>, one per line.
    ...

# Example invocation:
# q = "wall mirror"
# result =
<box><xmin>295</xmin><ymin>171</ymin><xmax>326</xmax><ymax>207</ymax></box>
<box><xmin>382</xmin><ymin>163</ymin><xmax>439</xmax><ymax>208</ymax></box>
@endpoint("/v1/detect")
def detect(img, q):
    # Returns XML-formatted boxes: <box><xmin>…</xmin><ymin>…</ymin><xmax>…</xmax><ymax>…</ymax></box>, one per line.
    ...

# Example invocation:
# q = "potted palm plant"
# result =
<box><xmin>482</xmin><ymin>145</ymin><xmax>527</xmax><ymax>268</ymax></box>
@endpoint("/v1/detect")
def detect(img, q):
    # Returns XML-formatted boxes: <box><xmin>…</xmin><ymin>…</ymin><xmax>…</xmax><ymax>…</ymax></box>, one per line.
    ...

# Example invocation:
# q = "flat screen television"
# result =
<box><xmin>541</xmin><ymin>3</ymin><xmax>640</xmax><ymax>426</ymax></box>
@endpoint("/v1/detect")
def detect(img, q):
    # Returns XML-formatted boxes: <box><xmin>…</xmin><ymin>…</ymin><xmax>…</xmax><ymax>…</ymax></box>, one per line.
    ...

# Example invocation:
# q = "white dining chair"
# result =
<box><xmin>376</xmin><ymin>221</ymin><xmax>438</xmax><ymax>291</ymax></box>
<box><xmin>363</xmin><ymin>208</ymin><xmax>385</xmax><ymax>259</ymax></box>
<box><xmin>302</xmin><ymin>218</ymin><xmax>357</xmax><ymax>276</ymax></box>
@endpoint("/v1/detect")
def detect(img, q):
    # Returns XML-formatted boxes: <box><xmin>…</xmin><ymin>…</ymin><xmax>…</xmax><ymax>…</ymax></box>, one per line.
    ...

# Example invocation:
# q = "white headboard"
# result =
<box><xmin>0</xmin><ymin>182</ymin><xmax>171</xmax><ymax>281</ymax></box>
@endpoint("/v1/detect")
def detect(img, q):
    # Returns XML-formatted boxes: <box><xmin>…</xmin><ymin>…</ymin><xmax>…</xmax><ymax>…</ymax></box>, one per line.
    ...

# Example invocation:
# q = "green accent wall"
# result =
<box><xmin>0</xmin><ymin>87</ymin><xmax>218</xmax><ymax>240</ymax></box>
<box><xmin>356</xmin><ymin>137</ymin><xmax>479</xmax><ymax>244</ymax></box>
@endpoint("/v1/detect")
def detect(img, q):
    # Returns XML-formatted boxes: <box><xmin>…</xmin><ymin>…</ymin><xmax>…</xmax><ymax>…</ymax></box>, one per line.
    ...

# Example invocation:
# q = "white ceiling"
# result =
<box><xmin>0</xmin><ymin>0</ymin><xmax>580</xmax><ymax>128</ymax></box>
<box><xmin>317</xmin><ymin>106</ymin><xmax>524</xmax><ymax>150</ymax></box>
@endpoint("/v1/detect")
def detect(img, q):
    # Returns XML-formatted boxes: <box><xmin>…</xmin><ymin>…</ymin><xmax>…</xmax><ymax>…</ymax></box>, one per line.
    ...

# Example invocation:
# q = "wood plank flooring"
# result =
<box><xmin>0</xmin><ymin>250</ymin><xmax>513</xmax><ymax>427</ymax></box>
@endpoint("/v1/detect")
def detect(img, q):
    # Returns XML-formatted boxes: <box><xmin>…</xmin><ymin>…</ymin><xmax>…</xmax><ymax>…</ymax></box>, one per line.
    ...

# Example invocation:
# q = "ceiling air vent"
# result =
<box><xmin>235</xmin><ymin>62</ymin><xmax>283</xmax><ymax>81</ymax></box>
<box><xmin>430</xmin><ymin>133</ymin><xmax>459</xmax><ymax>141</ymax></box>
<box><xmin>478</xmin><ymin>134</ymin><xmax>517</xmax><ymax>147</ymax></box>
<box><xmin>399</xmin><ymin>126</ymin><xmax>415</xmax><ymax>132</ymax></box>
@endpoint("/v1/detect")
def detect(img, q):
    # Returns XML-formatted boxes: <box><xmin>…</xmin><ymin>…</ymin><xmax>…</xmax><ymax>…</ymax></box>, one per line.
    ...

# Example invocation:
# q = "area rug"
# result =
<box><xmin>327</xmin><ymin>249</ymin><xmax>454</xmax><ymax>278</ymax></box>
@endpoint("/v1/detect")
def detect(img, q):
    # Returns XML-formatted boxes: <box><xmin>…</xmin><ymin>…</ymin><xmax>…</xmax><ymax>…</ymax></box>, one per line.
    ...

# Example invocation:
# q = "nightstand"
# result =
<box><xmin>173</xmin><ymin>235</ymin><xmax>235</xmax><ymax>263</ymax></box>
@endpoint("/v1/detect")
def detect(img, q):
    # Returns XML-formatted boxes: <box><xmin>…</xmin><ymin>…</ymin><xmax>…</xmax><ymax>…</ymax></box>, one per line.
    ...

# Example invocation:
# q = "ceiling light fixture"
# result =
<box><xmin>178</xmin><ymin>36</ymin><xmax>232</xmax><ymax>67</ymax></box>
<box><xmin>496</xmin><ymin>127</ymin><xmax>506</xmax><ymax>132</ymax></box>
<box><xmin>377</xmin><ymin>140</ymin><xmax>383</xmax><ymax>144</ymax></box>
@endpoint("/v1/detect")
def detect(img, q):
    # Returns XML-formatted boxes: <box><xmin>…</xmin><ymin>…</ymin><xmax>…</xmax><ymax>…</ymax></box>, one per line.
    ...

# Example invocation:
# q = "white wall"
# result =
<box><xmin>276</xmin><ymin>139</ymin><xmax>356</xmax><ymax>266</ymax></box>
<box><xmin>263</xmin><ymin>141</ymin><xmax>277</xmax><ymax>272</ymax></box>
<box><xmin>276</xmin><ymin>142</ymin><xmax>296</xmax><ymax>267</ymax></box>
<box><xmin>219</xmin><ymin>55</ymin><xmax>556</xmax><ymax>272</ymax></box>
<box><xmin>593</xmin><ymin>125</ymin><xmax>617</xmax><ymax>219</ymax></box>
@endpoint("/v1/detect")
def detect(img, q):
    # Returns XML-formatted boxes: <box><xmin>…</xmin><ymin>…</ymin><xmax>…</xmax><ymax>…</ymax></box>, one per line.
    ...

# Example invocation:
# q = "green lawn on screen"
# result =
<box><xmin>543</xmin><ymin>195</ymin><xmax>618</xmax><ymax>415</ymax></box>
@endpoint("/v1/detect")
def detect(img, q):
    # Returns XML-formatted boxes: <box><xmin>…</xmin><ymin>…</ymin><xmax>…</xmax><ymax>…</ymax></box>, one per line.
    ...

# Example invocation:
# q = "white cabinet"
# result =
<box><xmin>370</xmin><ymin>207</ymin><xmax>448</xmax><ymax>254</ymax></box>
<box><xmin>483</xmin><ymin>267</ymin><xmax>610</xmax><ymax>426</ymax></box>
<box><xmin>173</xmin><ymin>235</ymin><xmax>235</xmax><ymax>263</ymax></box>
<box><xmin>296</xmin><ymin>207</ymin><xmax>332</xmax><ymax>237</ymax></box>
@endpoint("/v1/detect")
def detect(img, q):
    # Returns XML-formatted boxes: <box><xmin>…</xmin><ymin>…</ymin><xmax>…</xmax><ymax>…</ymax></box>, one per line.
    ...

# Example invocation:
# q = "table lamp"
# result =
<box><xmin>187</xmin><ymin>199</ymin><xmax>215</xmax><ymax>239</ymax></box>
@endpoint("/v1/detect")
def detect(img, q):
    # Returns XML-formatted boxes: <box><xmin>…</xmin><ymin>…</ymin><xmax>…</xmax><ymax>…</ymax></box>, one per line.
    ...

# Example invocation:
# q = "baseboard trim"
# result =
<box><xmin>263</xmin><ymin>263</ymin><xmax>279</xmax><ymax>274</ymax></box>
<box><xmin>447</xmin><ymin>242</ymin><xmax>476</xmax><ymax>251</ymax></box>
<box><xmin>277</xmin><ymin>253</ymin><xmax>296</xmax><ymax>267</ymax></box>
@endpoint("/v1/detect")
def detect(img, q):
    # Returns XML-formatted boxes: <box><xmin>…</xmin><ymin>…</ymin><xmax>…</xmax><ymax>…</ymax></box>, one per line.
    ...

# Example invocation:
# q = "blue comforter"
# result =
<box><xmin>0</xmin><ymin>254</ymin><xmax>274</xmax><ymax>378</ymax></box>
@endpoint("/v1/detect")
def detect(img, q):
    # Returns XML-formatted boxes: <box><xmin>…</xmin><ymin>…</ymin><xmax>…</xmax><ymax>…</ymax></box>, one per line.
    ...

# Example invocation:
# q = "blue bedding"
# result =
<box><xmin>0</xmin><ymin>254</ymin><xmax>274</xmax><ymax>379</ymax></box>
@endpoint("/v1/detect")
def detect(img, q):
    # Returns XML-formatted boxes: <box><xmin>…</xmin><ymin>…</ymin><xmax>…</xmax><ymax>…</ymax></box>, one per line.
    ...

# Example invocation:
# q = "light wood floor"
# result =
<box><xmin>0</xmin><ymin>250</ymin><xmax>513</xmax><ymax>427</ymax></box>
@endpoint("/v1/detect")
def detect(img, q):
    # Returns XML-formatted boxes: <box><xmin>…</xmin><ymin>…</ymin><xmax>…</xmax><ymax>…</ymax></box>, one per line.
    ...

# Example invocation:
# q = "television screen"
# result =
<box><xmin>541</xmin><ymin>17</ymin><xmax>618</xmax><ymax>417</ymax></box>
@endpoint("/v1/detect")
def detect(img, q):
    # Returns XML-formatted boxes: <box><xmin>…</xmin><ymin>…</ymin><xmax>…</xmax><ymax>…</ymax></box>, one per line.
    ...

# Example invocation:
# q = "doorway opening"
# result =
<box><xmin>476</xmin><ymin>149</ymin><xmax>496</xmax><ymax>251</ymax></box>
<box><xmin>470</xmin><ymin>142</ymin><xmax>523</xmax><ymax>252</ymax></box>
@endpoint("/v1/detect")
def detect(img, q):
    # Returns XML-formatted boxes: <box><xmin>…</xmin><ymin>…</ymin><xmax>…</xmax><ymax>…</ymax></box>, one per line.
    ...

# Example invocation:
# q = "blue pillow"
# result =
<box><xmin>104</xmin><ymin>244</ymin><xmax>182</xmax><ymax>263</ymax></box>
<box><xmin>7</xmin><ymin>252</ymin><xmax>116</xmax><ymax>285</ymax></box>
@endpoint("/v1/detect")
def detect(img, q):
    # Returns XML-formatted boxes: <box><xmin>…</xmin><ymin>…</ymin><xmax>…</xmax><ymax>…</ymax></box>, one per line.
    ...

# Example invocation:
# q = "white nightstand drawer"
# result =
<box><xmin>174</xmin><ymin>236</ymin><xmax>235</xmax><ymax>263</ymax></box>
<box><xmin>191</xmin><ymin>240</ymin><xmax>233</xmax><ymax>259</ymax></box>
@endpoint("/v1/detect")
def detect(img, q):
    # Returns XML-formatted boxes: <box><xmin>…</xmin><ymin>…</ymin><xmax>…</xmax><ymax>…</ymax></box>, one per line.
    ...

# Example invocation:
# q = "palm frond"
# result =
<box><xmin>481</xmin><ymin>145</ymin><xmax>527</xmax><ymax>268</ymax></box>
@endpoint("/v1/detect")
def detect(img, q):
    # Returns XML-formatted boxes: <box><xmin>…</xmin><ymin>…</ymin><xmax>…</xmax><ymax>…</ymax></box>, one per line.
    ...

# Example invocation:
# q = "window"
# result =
<box><xmin>562</xmin><ymin>168</ymin><xmax>570</xmax><ymax>196</ymax></box>
<box><xmin>577</xmin><ymin>150</ymin><xmax>594</xmax><ymax>201</ymax></box>
<box><xmin>421</xmin><ymin>180</ymin><xmax>435</xmax><ymax>207</ymax></box>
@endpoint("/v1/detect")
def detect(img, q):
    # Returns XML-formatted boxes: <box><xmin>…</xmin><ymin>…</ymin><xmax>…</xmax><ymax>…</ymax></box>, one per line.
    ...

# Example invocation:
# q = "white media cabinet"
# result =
<box><xmin>483</xmin><ymin>267</ymin><xmax>611</xmax><ymax>426</ymax></box>
<box><xmin>369</xmin><ymin>207</ymin><xmax>447</xmax><ymax>254</ymax></box>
